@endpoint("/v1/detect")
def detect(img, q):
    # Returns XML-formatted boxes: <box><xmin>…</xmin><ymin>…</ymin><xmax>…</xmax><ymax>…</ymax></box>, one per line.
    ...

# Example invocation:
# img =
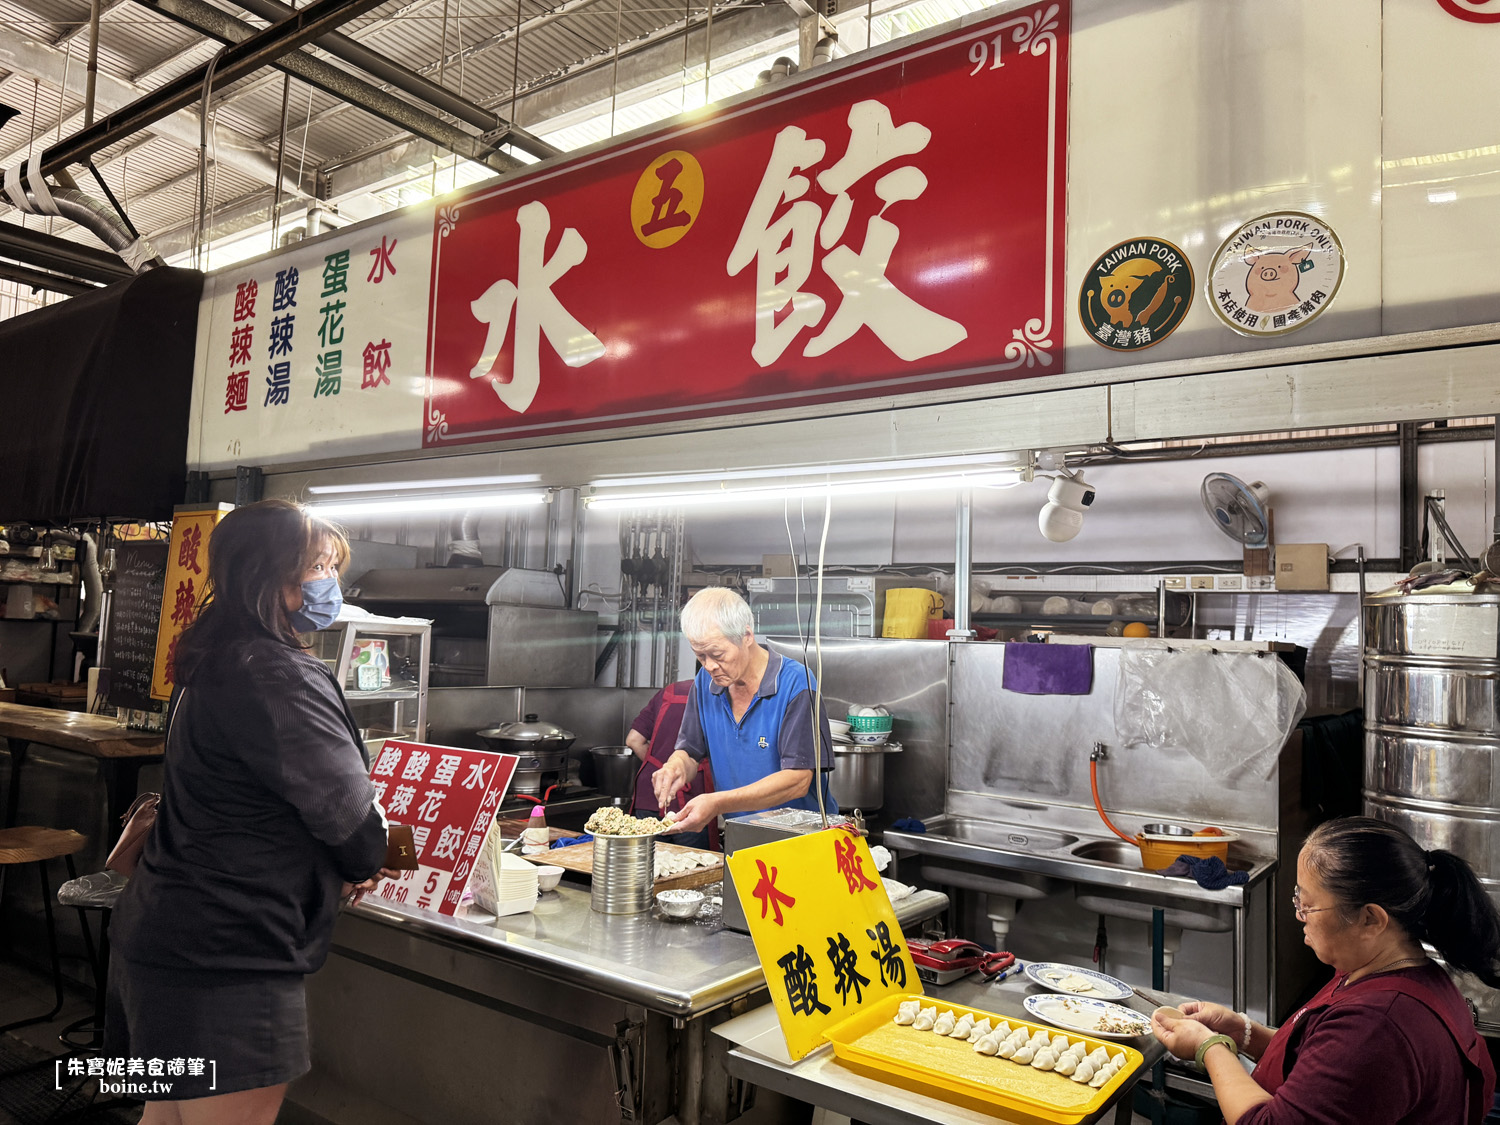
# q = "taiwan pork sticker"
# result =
<box><xmin>1079</xmin><ymin>237</ymin><xmax>1194</xmax><ymax>351</ymax></box>
<box><xmin>1207</xmin><ymin>212</ymin><xmax>1345</xmax><ymax>337</ymax></box>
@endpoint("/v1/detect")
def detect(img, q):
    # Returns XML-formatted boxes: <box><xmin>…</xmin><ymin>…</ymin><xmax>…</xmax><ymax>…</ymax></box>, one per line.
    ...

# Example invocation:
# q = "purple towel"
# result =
<box><xmin>1001</xmin><ymin>642</ymin><xmax>1093</xmax><ymax>695</ymax></box>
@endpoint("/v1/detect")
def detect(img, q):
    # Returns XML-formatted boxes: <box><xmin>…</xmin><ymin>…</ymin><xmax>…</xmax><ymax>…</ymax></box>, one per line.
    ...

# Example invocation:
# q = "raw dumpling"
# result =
<box><xmin>1028</xmin><ymin>1029</ymin><xmax>1051</xmax><ymax>1047</ymax></box>
<box><xmin>1004</xmin><ymin>1028</ymin><xmax>1029</xmax><ymax>1050</ymax></box>
<box><xmin>966</xmin><ymin>1018</ymin><xmax>993</xmax><ymax>1044</ymax></box>
<box><xmin>1062</xmin><ymin>1040</ymin><xmax>1087</xmax><ymax>1061</ymax></box>
<box><xmin>893</xmin><ymin>999</ymin><xmax>921</xmax><ymax>1025</ymax></box>
<box><xmin>949</xmin><ymin>1014</ymin><xmax>975</xmax><ymax>1039</ymax></box>
<box><xmin>1089</xmin><ymin>1066</ymin><xmax>1112</xmax><ymax>1088</ymax></box>
<box><xmin>912</xmin><ymin>1006</ymin><xmax>937</xmax><ymax>1031</ymax></box>
<box><xmin>932</xmin><ymin>1010</ymin><xmax>957</xmax><ymax>1036</ymax></box>
<box><xmin>1087</xmin><ymin>1046</ymin><xmax>1110</xmax><ymax>1067</ymax></box>
<box><xmin>1054</xmin><ymin>1054</ymin><xmax>1078</xmax><ymax>1076</ymax></box>
<box><xmin>1031</xmin><ymin>1047</ymin><xmax>1059</xmax><ymax>1071</ymax></box>
<box><xmin>1012</xmin><ymin>1044</ymin><xmax>1036</xmax><ymax>1064</ymax></box>
<box><xmin>1070</xmin><ymin>1058</ymin><xmax>1097</xmax><ymax>1084</ymax></box>
<box><xmin>975</xmin><ymin>1032</ymin><xmax>1003</xmax><ymax>1056</ymax></box>
<box><xmin>991</xmin><ymin>1035</ymin><xmax>1016</xmax><ymax>1058</ymax></box>
<box><xmin>1050</xmin><ymin>1033</ymin><xmax>1070</xmax><ymax>1052</ymax></box>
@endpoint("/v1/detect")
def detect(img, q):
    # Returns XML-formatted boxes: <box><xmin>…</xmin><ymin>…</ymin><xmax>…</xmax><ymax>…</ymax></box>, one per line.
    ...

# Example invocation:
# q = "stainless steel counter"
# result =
<box><xmin>714</xmin><ymin>972</ymin><xmax>1167</xmax><ymax>1125</ymax></box>
<box><xmin>343</xmin><ymin>884</ymin><xmax>949</xmax><ymax>1018</ymax></box>
<box><xmin>292</xmin><ymin>884</ymin><xmax>950</xmax><ymax>1125</ymax></box>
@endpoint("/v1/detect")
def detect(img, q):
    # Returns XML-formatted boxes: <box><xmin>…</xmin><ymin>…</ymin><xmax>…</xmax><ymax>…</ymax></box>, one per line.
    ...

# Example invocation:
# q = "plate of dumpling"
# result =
<box><xmin>823</xmin><ymin>994</ymin><xmax>1144</xmax><ymax>1123</ymax></box>
<box><xmin>1022</xmin><ymin>994</ymin><xmax>1152</xmax><ymax>1039</ymax></box>
<box><xmin>1023</xmin><ymin>961</ymin><xmax>1131</xmax><ymax>1001</ymax></box>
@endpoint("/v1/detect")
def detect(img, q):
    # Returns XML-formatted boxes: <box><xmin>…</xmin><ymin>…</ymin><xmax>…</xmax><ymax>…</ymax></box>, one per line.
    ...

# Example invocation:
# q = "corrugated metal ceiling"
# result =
<box><xmin>0</xmin><ymin>0</ymin><xmax>702</xmax><ymax>257</ymax></box>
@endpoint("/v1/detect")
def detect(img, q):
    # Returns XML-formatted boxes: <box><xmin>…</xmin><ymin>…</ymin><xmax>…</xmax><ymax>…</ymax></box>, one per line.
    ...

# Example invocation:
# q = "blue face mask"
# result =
<box><xmin>290</xmin><ymin>575</ymin><xmax>343</xmax><ymax>632</ymax></box>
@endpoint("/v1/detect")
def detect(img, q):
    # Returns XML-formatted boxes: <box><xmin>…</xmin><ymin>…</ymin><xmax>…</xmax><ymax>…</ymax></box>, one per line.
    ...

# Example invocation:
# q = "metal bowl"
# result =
<box><xmin>1141</xmin><ymin>822</ymin><xmax>1196</xmax><ymax>837</ymax></box>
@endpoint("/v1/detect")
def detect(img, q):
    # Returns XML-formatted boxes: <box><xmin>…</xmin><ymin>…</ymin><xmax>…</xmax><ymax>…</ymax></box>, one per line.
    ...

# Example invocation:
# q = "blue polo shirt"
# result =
<box><xmin>676</xmin><ymin>647</ymin><xmax>837</xmax><ymax>818</ymax></box>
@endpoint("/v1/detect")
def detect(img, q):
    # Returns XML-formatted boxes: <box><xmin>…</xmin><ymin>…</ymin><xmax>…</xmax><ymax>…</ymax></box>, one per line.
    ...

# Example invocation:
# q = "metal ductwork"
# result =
<box><xmin>1</xmin><ymin>162</ymin><xmax>162</xmax><ymax>272</ymax></box>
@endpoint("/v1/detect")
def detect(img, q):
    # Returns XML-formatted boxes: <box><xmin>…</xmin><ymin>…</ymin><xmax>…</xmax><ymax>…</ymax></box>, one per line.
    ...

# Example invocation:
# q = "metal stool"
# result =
<box><xmin>0</xmin><ymin>827</ymin><xmax>88</xmax><ymax>1033</ymax></box>
<box><xmin>55</xmin><ymin>870</ymin><xmax>127</xmax><ymax>1052</ymax></box>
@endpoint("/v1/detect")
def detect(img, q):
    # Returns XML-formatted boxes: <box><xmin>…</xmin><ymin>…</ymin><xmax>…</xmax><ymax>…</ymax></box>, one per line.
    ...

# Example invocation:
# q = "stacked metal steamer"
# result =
<box><xmin>1364</xmin><ymin>582</ymin><xmax>1500</xmax><ymax>1030</ymax></box>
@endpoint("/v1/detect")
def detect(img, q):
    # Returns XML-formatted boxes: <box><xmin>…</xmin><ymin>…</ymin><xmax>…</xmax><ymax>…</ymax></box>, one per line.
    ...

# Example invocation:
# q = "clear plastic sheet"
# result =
<box><xmin>57</xmin><ymin>869</ymin><xmax>129</xmax><ymax>909</ymax></box>
<box><xmin>1114</xmin><ymin>648</ymin><xmax>1306</xmax><ymax>781</ymax></box>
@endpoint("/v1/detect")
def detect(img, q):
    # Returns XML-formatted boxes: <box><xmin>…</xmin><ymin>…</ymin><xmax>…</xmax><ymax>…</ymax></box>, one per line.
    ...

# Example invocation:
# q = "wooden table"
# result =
<box><xmin>0</xmin><ymin>703</ymin><xmax>165</xmax><ymax>839</ymax></box>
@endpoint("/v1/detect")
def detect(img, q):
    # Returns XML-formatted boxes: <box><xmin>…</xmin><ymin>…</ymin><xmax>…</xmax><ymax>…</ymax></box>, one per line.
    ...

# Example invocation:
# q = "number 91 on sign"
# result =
<box><xmin>967</xmin><ymin>34</ymin><xmax>1009</xmax><ymax>75</ymax></box>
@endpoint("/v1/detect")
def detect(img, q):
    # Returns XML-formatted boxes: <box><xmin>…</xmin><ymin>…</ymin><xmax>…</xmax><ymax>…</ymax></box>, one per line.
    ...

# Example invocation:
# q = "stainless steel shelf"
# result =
<box><xmin>345</xmin><ymin>687</ymin><xmax>422</xmax><ymax>703</ymax></box>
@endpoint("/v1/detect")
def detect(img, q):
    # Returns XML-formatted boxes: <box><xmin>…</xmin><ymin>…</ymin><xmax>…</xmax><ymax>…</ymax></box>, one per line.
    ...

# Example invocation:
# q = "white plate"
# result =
<box><xmin>1022</xmin><ymin>994</ymin><xmax>1152</xmax><ymax>1040</ymax></box>
<box><xmin>1023</xmin><ymin>961</ymin><xmax>1132</xmax><ymax>1001</ymax></box>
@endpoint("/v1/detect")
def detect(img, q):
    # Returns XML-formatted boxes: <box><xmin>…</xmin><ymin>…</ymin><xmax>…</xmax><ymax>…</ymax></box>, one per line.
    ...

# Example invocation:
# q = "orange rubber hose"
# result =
<box><xmin>1090</xmin><ymin>758</ymin><xmax>1137</xmax><ymax>843</ymax></box>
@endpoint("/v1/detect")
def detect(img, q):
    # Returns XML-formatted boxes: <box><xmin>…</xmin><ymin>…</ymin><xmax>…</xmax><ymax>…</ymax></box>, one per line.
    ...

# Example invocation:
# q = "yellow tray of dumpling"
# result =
<box><xmin>821</xmin><ymin>993</ymin><xmax>1144</xmax><ymax>1124</ymax></box>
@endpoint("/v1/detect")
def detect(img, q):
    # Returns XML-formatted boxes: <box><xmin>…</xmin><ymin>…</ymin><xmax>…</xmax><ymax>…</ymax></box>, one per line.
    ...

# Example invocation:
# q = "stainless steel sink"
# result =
<box><xmin>1071</xmin><ymin>839</ymin><xmax>1142</xmax><ymax>867</ymax></box>
<box><xmin>943</xmin><ymin>820</ymin><xmax>1079</xmax><ymax>851</ymax></box>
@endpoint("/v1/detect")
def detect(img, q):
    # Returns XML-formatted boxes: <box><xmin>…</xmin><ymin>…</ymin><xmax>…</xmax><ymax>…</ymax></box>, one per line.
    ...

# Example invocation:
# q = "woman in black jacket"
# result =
<box><xmin>107</xmin><ymin>500</ymin><xmax>392</xmax><ymax>1123</ymax></box>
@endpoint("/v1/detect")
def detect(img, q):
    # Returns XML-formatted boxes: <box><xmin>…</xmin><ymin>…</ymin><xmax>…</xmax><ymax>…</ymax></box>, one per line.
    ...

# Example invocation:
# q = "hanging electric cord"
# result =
<box><xmin>195</xmin><ymin>47</ymin><xmax>227</xmax><ymax>268</ymax></box>
<box><xmin>811</xmin><ymin>489</ymin><xmax>832</xmax><ymax>829</ymax></box>
<box><xmin>784</xmin><ymin>496</ymin><xmax>806</xmax><ymax>652</ymax></box>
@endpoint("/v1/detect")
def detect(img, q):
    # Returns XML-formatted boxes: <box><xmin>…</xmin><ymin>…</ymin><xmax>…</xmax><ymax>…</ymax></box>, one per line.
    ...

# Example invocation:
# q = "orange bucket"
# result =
<box><xmin>1134</xmin><ymin>826</ymin><xmax>1237</xmax><ymax>871</ymax></box>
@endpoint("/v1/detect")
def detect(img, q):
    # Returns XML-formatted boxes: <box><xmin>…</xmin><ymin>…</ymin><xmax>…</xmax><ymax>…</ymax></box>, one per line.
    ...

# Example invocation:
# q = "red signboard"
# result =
<box><xmin>424</xmin><ymin>0</ymin><xmax>1068</xmax><ymax>446</ymax></box>
<box><xmin>368</xmin><ymin>740</ymin><xmax>516</xmax><ymax>915</ymax></box>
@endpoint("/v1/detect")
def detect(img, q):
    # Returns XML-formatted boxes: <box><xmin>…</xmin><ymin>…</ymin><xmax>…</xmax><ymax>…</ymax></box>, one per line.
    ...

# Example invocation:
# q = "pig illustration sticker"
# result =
<box><xmin>1079</xmin><ymin>237</ymin><xmax>1194</xmax><ymax>351</ymax></box>
<box><xmin>1207</xmin><ymin>212</ymin><xmax>1345</xmax><ymax>337</ymax></box>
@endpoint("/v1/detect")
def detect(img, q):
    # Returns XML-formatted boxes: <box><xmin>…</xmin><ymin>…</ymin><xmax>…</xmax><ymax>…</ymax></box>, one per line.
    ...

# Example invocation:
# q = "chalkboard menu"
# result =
<box><xmin>104</xmin><ymin>541</ymin><xmax>168</xmax><ymax>711</ymax></box>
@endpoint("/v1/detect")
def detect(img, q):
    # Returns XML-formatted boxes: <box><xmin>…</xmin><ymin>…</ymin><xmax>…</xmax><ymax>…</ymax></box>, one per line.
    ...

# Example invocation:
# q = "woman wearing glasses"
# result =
<box><xmin>1152</xmin><ymin>817</ymin><xmax>1498</xmax><ymax>1124</ymax></box>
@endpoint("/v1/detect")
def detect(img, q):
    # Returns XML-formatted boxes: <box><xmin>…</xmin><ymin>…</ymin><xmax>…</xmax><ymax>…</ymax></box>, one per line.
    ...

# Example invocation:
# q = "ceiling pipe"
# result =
<box><xmin>37</xmin><ymin>0</ymin><xmax>392</xmax><ymax>180</ymax></box>
<box><xmin>0</xmin><ymin>260</ymin><xmax>100</xmax><ymax>296</ymax></box>
<box><xmin>232</xmin><ymin>0</ymin><xmax>559</xmax><ymax>159</ymax></box>
<box><xmin>0</xmin><ymin>222</ymin><xmax>134</xmax><ymax>285</ymax></box>
<box><xmin>1</xmin><ymin>162</ymin><xmax>163</xmax><ymax>271</ymax></box>
<box><xmin>133</xmin><ymin>0</ymin><xmax>532</xmax><ymax>170</ymax></box>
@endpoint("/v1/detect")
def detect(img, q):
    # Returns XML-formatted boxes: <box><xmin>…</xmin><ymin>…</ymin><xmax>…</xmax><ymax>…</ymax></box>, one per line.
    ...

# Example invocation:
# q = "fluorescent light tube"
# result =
<box><xmin>590</xmin><ymin>453</ymin><xmax>1026</xmax><ymax>490</ymax></box>
<box><xmin>306</xmin><ymin>474</ymin><xmax>542</xmax><ymax>494</ymax></box>
<box><xmin>584</xmin><ymin>471</ymin><xmax>1018</xmax><ymax>510</ymax></box>
<box><xmin>310</xmin><ymin>491</ymin><xmax>550</xmax><ymax>518</ymax></box>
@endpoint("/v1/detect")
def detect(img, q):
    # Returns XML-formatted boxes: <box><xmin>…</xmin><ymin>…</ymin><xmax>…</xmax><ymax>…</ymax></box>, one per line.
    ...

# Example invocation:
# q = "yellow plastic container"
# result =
<box><xmin>1134</xmin><ymin>830</ymin><xmax>1237</xmax><ymax>871</ymax></box>
<box><xmin>822</xmin><ymin>993</ymin><xmax>1144</xmax><ymax>1125</ymax></box>
<box><xmin>882</xmin><ymin>588</ymin><xmax>944</xmax><ymax>638</ymax></box>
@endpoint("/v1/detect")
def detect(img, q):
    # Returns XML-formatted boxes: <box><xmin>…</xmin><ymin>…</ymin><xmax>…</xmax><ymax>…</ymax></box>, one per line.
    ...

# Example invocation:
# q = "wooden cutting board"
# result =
<box><xmin>547</xmin><ymin>840</ymin><xmax>724</xmax><ymax>893</ymax></box>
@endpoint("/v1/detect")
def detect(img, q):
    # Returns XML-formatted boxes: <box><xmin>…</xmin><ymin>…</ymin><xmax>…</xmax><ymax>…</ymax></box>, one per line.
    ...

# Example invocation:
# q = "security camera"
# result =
<box><xmin>1038</xmin><ymin>471</ymin><xmax>1095</xmax><ymax>543</ymax></box>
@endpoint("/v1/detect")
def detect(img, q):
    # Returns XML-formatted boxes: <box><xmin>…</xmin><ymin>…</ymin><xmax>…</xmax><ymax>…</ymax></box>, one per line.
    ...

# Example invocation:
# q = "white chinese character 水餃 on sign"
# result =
<box><xmin>468</xmin><ymin>200</ymin><xmax>606</xmax><ymax>413</ymax></box>
<box><xmin>727</xmin><ymin>99</ymin><xmax>967</xmax><ymax>368</ymax></box>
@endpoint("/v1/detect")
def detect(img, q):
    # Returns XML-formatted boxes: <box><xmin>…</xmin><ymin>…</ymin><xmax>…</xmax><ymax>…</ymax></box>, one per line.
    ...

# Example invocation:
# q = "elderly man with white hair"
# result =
<box><xmin>652</xmin><ymin>587</ymin><xmax>837</xmax><ymax>837</ymax></box>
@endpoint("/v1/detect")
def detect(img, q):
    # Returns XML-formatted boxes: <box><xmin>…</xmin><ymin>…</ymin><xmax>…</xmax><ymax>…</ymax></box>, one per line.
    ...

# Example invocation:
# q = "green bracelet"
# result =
<box><xmin>1195</xmin><ymin>1033</ymin><xmax>1239</xmax><ymax>1069</ymax></box>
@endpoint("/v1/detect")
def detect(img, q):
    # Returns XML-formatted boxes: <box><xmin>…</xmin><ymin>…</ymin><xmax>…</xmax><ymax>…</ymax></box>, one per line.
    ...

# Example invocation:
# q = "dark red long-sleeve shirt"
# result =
<box><xmin>1242</xmin><ymin>963</ymin><xmax>1490</xmax><ymax>1125</ymax></box>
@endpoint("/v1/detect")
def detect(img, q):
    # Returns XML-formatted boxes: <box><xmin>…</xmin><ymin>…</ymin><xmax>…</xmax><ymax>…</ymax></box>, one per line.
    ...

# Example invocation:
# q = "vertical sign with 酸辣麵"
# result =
<box><xmin>724</xmin><ymin>829</ymin><xmax>921</xmax><ymax>1060</ymax></box>
<box><xmin>367</xmin><ymin>740</ymin><xmax>517</xmax><ymax>915</ymax></box>
<box><xmin>151</xmin><ymin>506</ymin><xmax>232</xmax><ymax>701</ymax></box>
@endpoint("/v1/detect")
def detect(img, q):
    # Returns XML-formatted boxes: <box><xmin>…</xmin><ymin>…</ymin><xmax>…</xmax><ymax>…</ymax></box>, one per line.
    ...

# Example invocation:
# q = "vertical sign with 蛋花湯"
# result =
<box><xmin>366</xmin><ymin>740</ymin><xmax>517</xmax><ymax>914</ymax></box>
<box><xmin>724</xmin><ymin>828</ymin><xmax>921</xmax><ymax>1060</ymax></box>
<box><xmin>150</xmin><ymin>506</ymin><xmax>232</xmax><ymax>701</ymax></box>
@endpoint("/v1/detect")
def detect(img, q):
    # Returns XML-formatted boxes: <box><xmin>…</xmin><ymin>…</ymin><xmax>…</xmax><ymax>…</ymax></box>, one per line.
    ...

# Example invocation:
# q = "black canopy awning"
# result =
<box><xmin>0</xmin><ymin>266</ymin><xmax>202</xmax><ymax>522</ymax></box>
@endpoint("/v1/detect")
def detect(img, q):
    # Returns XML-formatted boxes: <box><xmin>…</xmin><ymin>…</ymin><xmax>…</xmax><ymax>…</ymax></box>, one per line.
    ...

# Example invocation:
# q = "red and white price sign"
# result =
<box><xmin>367</xmin><ymin>740</ymin><xmax>517</xmax><ymax>915</ymax></box>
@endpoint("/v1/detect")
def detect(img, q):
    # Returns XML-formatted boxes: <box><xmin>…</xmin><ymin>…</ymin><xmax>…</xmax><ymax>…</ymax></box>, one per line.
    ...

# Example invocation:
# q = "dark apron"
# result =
<box><xmin>1253</xmin><ymin>971</ymin><xmax>1495</xmax><ymax>1125</ymax></box>
<box><xmin>632</xmin><ymin>682</ymin><xmax>718</xmax><ymax>849</ymax></box>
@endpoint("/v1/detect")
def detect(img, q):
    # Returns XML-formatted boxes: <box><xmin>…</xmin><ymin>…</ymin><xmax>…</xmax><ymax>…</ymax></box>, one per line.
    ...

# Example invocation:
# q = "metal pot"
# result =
<box><xmin>590</xmin><ymin>746</ymin><xmax>639</xmax><ymax>800</ymax></box>
<box><xmin>477</xmin><ymin>713</ymin><xmax>576</xmax><ymax>771</ymax></box>
<box><xmin>830</xmin><ymin>741</ymin><xmax>901</xmax><ymax>811</ymax></box>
